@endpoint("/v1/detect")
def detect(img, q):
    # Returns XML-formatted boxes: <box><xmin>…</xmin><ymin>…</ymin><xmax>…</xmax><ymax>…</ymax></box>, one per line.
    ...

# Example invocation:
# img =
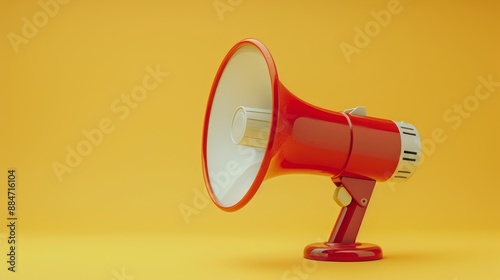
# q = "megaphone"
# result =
<box><xmin>202</xmin><ymin>39</ymin><xmax>421</xmax><ymax>262</ymax></box>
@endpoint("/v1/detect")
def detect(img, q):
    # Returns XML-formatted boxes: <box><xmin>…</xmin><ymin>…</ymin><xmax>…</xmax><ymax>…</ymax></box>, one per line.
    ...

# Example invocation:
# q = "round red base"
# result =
<box><xmin>304</xmin><ymin>242</ymin><xmax>383</xmax><ymax>262</ymax></box>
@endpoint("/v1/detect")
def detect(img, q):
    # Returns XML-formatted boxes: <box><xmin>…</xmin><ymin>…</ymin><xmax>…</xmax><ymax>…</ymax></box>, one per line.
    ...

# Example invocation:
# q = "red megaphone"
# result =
<box><xmin>202</xmin><ymin>39</ymin><xmax>421</xmax><ymax>261</ymax></box>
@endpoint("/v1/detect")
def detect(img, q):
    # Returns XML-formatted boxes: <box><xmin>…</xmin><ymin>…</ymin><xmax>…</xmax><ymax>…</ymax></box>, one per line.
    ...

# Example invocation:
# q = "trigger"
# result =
<box><xmin>333</xmin><ymin>186</ymin><xmax>352</xmax><ymax>207</ymax></box>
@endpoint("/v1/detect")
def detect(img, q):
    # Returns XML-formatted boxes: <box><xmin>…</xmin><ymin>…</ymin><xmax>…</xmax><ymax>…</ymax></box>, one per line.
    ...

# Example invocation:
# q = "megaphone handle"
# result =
<box><xmin>328</xmin><ymin>177</ymin><xmax>376</xmax><ymax>244</ymax></box>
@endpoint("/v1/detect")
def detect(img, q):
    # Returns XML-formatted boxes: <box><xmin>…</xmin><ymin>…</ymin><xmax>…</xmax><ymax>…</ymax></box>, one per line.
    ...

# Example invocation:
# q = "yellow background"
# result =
<box><xmin>1</xmin><ymin>0</ymin><xmax>499</xmax><ymax>279</ymax></box>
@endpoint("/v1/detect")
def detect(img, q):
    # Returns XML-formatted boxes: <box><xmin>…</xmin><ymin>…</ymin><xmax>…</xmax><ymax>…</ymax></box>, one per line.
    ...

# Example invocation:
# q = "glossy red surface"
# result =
<box><xmin>304</xmin><ymin>242</ymin><xmax>383</xmax><ymax>262</ymax></box>
<box><xmin>264</xmin><ymin>84</ymin><xmax>401</xmax><ymax>182</ymax></box>
<box><xmin>341</xmin><ymin>115</ymin><xmax>400</xmax><ymax>181</ymax></box>
<box><xmin>265</xmin><ymin>84</ymin><xmax>351</xmax><ymax>178</ymax></box>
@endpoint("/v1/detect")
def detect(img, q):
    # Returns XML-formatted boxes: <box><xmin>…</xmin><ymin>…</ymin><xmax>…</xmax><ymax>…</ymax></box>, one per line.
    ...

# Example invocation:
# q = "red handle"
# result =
<box><xmin>328</xmin><ymin>177</ymin><xmax>376</xmax><ymax>244</ymax></box>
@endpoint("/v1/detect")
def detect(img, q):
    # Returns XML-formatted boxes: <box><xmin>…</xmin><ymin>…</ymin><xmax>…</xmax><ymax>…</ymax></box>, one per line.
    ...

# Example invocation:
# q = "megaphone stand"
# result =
<box><xmin>304</xmin><ymin>177</ymin><xmax>383</xmax><ymax>261</ymax></box>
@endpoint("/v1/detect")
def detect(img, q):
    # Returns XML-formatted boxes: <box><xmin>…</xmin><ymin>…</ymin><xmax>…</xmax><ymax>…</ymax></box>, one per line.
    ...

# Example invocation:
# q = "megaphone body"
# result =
<box><xmin>202</xmin><ymin>39</ymin><xmax>420</xmax><ymax>261</ymax></box>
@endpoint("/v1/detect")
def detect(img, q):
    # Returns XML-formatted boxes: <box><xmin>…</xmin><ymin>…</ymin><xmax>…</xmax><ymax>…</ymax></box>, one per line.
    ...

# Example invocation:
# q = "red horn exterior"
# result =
<box><xmin>265</xmin><ymin>83</ymin><xmax>401</xmax><ymax>182</ymax></box>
